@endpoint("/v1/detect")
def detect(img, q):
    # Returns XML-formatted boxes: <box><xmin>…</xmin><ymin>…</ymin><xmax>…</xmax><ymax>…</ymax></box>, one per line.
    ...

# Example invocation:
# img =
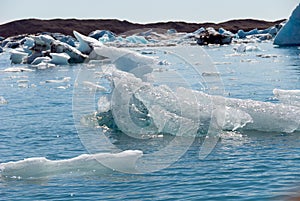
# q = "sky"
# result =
<box><xmin>0</xmin><ymin>0</ymin><xmax>299</xmax><ymax>25</ymax></box>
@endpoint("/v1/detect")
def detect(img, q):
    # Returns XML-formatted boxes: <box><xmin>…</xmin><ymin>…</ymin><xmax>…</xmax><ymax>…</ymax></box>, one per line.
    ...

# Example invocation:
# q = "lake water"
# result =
<box><xmin>0</xmin><ymin>41</ymin><xmax>300</xmax><ymax>200</ymax></box>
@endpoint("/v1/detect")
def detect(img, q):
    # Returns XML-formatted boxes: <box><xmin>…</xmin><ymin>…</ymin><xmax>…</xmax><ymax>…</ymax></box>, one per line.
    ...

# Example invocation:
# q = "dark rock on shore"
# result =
<box><xmin>0</xmin><ymin>18</ymin><xmax>285</xmax><ymax>38</ymax></box>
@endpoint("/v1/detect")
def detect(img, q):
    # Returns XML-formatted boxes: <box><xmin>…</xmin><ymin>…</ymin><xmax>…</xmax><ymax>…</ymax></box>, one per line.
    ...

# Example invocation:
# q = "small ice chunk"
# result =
<box><xmin>45</xmin><ymin>77</ymin><xmax>71</xmax><ymax>83</ymax></box>
<box><xmin>50</xmin><ymin>53</ymin><xmax>70</xmax><ymax>65</ymax></box>
<box><xmin>3</xmin><ymin>67</ymin><xmax>34</xmax><ymax>72</ymax></box>
<box><xmin>234</xmin><ymin>44</ymin><xmax>246</xmax><ymax>53</ymax></box>
<box><xmin>273</xmin><ymin>88</ymin><xmax>300</xmax><ymax>107</ymax></box>
<box><xmin>31</xmin><ymin>57</ymin><xmax>51</xmax><ymax>65</ymax></box>
<box><xmin>82</xmin><ymin>81</ymin><xmax>107</xmax><ymax>92</ymax></box>
<box><xmin>125</xmin><ymin>35</ymin><xmax>148</xmax><ymax>44</ymax></box>
<box><xmin>0</xmin><ymin>96</ymin><xmax>8</xmax><ymax>105</ymax></box>
<box><xmin>34</xmin><ymin>62</ymin><xmax>56</xmax><ymax>69</ymax></box>
<box><xmin>10</xmin><ymin>49</ymin><xmax>28</xmax><ymax>64</ymax></box>
<box><xmin>73</xmin><ymin>30</ymin><xmax>101</xmax><ymax>54</ymax></box>
<box><xmin>97</xmin><ymin>96</ymin><xmax>111</xmax><ymax>113</ymax></box>
<box><xmin>23</xmin><ymin>37</ymin><xmax>35</xmax><ymax>50</ymax></box>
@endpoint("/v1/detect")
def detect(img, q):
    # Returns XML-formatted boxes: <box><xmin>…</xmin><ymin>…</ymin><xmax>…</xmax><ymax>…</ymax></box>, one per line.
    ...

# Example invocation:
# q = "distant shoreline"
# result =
<box><xmin>0</xmin><ymin>18</ymin><xmax>285</xmax><ymax>38</ymax></box>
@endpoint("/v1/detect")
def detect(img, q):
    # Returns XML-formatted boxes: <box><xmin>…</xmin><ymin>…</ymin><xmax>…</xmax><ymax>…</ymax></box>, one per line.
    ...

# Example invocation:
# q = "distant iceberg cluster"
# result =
<box><xmin>0</xmin><ymin>19</ymin><xmax>285</xmax><ymax>68</ymax></box>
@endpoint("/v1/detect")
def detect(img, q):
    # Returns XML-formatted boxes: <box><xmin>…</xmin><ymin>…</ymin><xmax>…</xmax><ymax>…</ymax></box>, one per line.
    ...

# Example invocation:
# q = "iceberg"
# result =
<box><xmin>51</xmin><ymin>39</ymin><xmax>88</xmax><ymax>63</ymax></box>
<box><xmin>96</xmin><ymin>68</ymin><xmax>300</xmax><ymax>135</ymax></box>
<box><xmin>22</xmin><ymin>37</ymin><xmax>35</xmax><ymax>51</ymax></box>
<box><xmin>49</xmin><ymin>52</ymin><xmax>70</xmax><ymax>65</ymax></box>
<box><xmin>49</xmin><ymin>32</ymin><xmax>76</xmax><ymax>47</ymax></box>
<box><xmin>0</xmin><ymin>150</ymin><xmax>143</xmax><ymax>179</ymax></box>
<box><xmin>125</xmin><ymin>35</ymin><xmax>148</xmax><ymax>44</ymax></box>
<box><xmin>73</xmin><ymin>30</ymin><xmax>101</xmax><ymax>54</ymax></box>
<box><xmin>88</xmin><ymin>30</ymin><xmax>116</xmax><ymax>40</ymax></box>
<box><xmin>92</xmin><ymin>45</ymin><xmax>156</xmax><ymax>77</ymax></box>
<box><xmin>237</xmin><ymin>29</ymin><xmax>259</xmax><ymax>39</ymax></box>
<box><xmin>167</xmin><ymin>29</ymin><xmax>177</xmax><ymax>34</ymax></box>
<box><xmin>274</xmin><ymin>3</ymin><xmax>300</xmax><ymax>46</ymax></box>
<box><xmin>31</xmin><ymin>56</ymin><xmax>51</xmax><ymax>65</ymax></box>
<box><xmin>10</xmin><ymin>49</ymin><xmax>28</xmax><ymax>64</ymax></box>
<box><xmin>98</xmin><ymin>34</ymin><xmax>115</xmax><ymax>43</ymax></box>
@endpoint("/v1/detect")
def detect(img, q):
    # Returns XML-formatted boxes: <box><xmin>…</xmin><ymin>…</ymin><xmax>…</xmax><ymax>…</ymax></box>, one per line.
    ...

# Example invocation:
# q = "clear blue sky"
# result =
<box><xmin>1</xmin><ymin>0</ymin><xmax>299</xmax><ymax>25</ymax></box>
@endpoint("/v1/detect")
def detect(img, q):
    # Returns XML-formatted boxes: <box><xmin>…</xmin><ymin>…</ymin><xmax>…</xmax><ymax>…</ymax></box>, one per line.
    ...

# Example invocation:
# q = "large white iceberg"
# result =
<box><xmin>96</xmin><ymin>68</ymin><xmax>300</xmax><ymax>135</ymax></box>
<box><xmin>274</xmin><ymin>3</ymin><xmax>300</xmax><ymax>46</ymax></box>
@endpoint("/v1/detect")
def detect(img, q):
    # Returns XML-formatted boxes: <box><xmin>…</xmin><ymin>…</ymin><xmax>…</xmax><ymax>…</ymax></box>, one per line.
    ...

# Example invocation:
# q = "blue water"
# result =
<box><xmin>1</xmin><ymin>42</ymin><xmax>300</xmax><ymax>200</ymax></box>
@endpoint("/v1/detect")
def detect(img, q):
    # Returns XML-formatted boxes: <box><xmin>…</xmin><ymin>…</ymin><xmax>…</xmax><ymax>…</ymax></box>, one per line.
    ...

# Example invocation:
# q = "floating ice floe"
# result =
<box><xmin>3</xmin><ymin>67</ymin><xmax>34</xmax><ymax>72</ymax></box>
<box><xmin>45</xmin><ymin>77</ymin><xmax>71</xmax><ymax>83</ymax></box>
<box><xmin>49</xmin><ymin>52</ymin><xmax>70</xmax><ymax>65</ymax></box>
<box><xmin>73</xmin><ymin>30</ymin><xmax>101</xmax><ymax>54</ymax></box>
<box><xmin>125</xmin><ymin>35</ymin><xmax>148</xmax><ymax>44</ymax></box>
<box><xmin>274</xmin><ymin>3</ymin><xmax>300</xmax><ymax>46</ymax></box>
<box><xmin>31</xmin><ymin>56</ymin><xmax>51</xmax><ymax>65</ymax></box>
<box><xmin>234</xmin><ymin>44</ymin><xmax>261</xmax><ymax>53</ymax></box>
<box><xmin>273</xmin><ymin>88</ymin><xmax>300</xmax><ymax>107</ymax></box>
<box><xmin>0</xmin><ymin>150</ymin><xmax>143</xmax><ymax>179</ymax></box>
<box><xmin>23</xmin><ymin>37</ymin><xmax>35</xmax><ymax>51</ymax></box>
<box><xmin>95</xmin><ymin>68</ymin><xmax>300</xmax><ymax>135</ymax></box>
<box><xmin>0</xmin><ymin>96</ymin><xmax>8</xmax><ymax>105</ymax></box>
<box><xmin>10</xmin><ymin>49</ymin><xmax>28</xmax><ymax>64</ymax></box>
<box><xmin>88</xmin><ymin>30</ymin><xmax>116</xmax><ymax>41</ymax></box>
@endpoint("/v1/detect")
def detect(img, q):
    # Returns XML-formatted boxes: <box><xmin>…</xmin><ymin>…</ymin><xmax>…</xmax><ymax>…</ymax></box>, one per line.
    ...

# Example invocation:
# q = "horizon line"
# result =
<box><xmin>0</xmin><ymin>17</ymin><xmax>287</xmax><ymax>26</ymax></box>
